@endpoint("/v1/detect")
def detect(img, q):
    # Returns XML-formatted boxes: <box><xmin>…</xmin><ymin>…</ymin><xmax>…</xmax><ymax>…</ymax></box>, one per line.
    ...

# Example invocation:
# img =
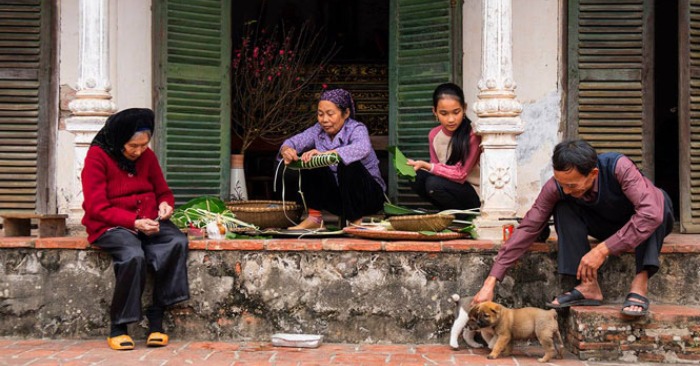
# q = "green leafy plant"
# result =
<box><xmin>171</xmin><ymin>196</ymin><xmax>257</xmax><ymax>230</ymax></box>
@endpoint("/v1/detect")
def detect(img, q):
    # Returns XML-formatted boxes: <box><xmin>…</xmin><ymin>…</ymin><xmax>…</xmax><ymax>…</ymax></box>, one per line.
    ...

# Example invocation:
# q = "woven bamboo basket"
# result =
<box><xmin>227</xmin><ymin>200</ymin><xmax>301</xmax><ymax>229</ymax></box>
<box><xmin>387</xmin><ymin>214</ymin><xmax>454</xmax><ymax>232</ymax></box>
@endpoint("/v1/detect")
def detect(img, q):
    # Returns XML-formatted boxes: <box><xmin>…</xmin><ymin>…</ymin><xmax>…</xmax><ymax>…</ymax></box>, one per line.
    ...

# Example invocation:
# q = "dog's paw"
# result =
<box><xmin>449</xmin><ymin>340</ymin><xmax>460</xmax><ymax>349</ymax></box>
<box><xmin>487</xmin><ymin>353</ymin><xmax>498</xmax><ymax>359</ymax></box>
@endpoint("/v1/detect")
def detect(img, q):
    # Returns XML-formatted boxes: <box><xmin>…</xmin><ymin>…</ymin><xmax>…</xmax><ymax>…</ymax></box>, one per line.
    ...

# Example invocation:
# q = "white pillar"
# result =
<box><xmin>473</xmin><ymin>0</ymin><xmax>523</xmax><ymax>242</ymax></box>
<box><xmin>63</xmin><ymin>0</ymin><xmax>115</xmax><ymax>226</ymax></box>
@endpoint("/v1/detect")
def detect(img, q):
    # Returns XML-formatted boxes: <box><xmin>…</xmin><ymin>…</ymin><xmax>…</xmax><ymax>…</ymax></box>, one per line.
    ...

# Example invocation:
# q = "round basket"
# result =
<box><xmin>227</xmin><ymin>200</ymin><xmax>301</xmax><ymax>229</ymax></box>
<box><xmin>388</xmin><ymin>214</ymin><xmax>455</xmax><ymax>232</ymax></box>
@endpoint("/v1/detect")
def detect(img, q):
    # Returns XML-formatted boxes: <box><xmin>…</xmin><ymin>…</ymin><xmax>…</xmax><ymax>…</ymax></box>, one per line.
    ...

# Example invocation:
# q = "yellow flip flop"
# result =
<box><xmin>147</xmin><ymin>332</ymin><xmax>169</xmax><ymax>347</ymax></box>
<box><xmin>107</xmin><ymin>335</ymin><xmax>135</xmax><ymax>350</ymax></box>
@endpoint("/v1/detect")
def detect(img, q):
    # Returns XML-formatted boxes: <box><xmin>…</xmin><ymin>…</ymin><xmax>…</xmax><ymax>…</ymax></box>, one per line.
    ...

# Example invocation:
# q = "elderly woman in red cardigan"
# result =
<box><xmin>81</xmin><ymin>108</ymin><xmax>189</xmax><ymax>351</ymax></box>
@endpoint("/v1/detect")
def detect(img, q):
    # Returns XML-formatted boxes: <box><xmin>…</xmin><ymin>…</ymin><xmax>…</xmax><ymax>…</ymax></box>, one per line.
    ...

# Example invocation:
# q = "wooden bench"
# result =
<box><xmin>1</xmin><ymin>213</ymin><xmax>68</xmax><ymax>237</ymax></box>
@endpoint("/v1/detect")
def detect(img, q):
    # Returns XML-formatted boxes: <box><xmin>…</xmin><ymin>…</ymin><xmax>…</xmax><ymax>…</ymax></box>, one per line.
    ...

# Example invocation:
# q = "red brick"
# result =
<box><xmin>188</xmin><ymin>240</ymin><xmax>207</xmax><ymax>250</ymax></box>
<box><xmin>576</xmin><ymin>341</ymin><xmax>618</xmax><ymax>350</ymax></box>
<box><xmin>34</xmin><ymin>237</ymin><xmax>89</xmax><ymax>249</ymax></box>
<box><xmin>384</xmin><ymin>242</ymin><xmax>441</xmax><ymax>252</ymax></box>
<box><xmin>265</xmin><ymin>240</ymin><xmax>322</xmax><ymax>251</ymax></box>
<box><xmin>620</xmin><ymin>343</ymin><xmax>658</xmax><ymax>351</ymax></box>
<box><xmin>322</xmin><ymin>238</ymin><xmax>382</xmax><ymax>251</ymax></box>
<box><xmin>0</xmin><ymin>237</ymin><xmax>34</xmax><ymax>248</ymax></box>
<box><xmin>206</xmin><ymin>240</ymin><xmax>265</xmax><ymax>251</ymax></box>
<box><xmin>638</xmin><ymin>352</ymin><xmax>665</xmax><ymax>362</ymax></box>
<box><xmin>441</xmin><ymin>240</ymin><xmax>496</xmax><ymax>252</ymax></box>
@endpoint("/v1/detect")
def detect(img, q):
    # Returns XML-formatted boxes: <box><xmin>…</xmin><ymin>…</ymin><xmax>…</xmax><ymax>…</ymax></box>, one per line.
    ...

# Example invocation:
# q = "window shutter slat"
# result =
<box><xmin>154</xmin><ymin>0</ymin><xmax>231</xmax><ymax>205</ymax></box>
<box><xmin>389</xmin><ymin>0</ymin><xmax>461</xmax><ymax>206</ymax></box>
<box><xmin>568</xmin><ymin>0</ymin><xmax>652</xmax><ymax>171</ymax></box>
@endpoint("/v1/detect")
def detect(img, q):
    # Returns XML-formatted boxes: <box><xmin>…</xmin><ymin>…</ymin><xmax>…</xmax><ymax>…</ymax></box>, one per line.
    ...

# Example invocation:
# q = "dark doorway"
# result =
<box><xmin>232</xmin><ymin>1</ymin><xmax>390</xmax><ymax>201</ymax></box>
<box><xmin>654</xmin><ymin>0</ymin><xmax>679</xmax><ymax>219</ymax></box>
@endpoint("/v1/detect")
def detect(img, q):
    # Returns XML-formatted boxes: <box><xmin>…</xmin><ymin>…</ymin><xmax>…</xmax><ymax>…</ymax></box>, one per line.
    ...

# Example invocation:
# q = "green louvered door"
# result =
<box><xmin>567</xmin><ymin>0</ymin><xmax>654</xmax><ymax>174</ymax></box>
<box><xmin>0</xmin><ymin>0</ymin><xmax>54</xmax><ymax>214</ymax></box>
<box><xmin>680</xmin><ymin>0</ymin><xmax>700</xmax><ymax>232</ymax></box>
<box><xmin>154</xmin><ymin>0</ymin><xmax>231</xmax><ymax>205</ymax></box>
<box><xmin>388</xmin><ymin>0</ymin><xmax>462</xmax><ymax>206</ymax></box>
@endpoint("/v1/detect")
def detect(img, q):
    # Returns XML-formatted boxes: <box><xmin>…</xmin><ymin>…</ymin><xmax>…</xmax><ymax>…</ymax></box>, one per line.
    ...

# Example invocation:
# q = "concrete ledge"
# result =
<box><xmin>1</xmin><ymin>231</ymin><xmax>699</xmax><ymax>352</ymax></box>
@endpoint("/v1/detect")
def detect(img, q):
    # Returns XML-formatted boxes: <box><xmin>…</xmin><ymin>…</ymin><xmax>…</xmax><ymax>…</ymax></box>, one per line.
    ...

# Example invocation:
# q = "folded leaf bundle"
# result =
<box><xmin>287</xmin><ymin>152</ymin><xmax>341</xmax><ymax>170</ymax></box>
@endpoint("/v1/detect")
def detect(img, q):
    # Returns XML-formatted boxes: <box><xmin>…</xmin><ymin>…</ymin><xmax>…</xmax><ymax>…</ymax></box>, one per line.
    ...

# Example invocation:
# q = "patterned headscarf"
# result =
<box><xmin>91</xmin><ymin>108</ymin><xmax>155</xmax><ymax>175</ymax></box>
<box><xmin>319</xmin><ymin>88</ymin><xmax>356</xmax><ymax>119</ymax></box>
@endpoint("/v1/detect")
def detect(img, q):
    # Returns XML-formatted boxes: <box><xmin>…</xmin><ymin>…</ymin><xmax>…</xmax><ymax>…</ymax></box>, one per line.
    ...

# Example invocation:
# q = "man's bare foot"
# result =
<box><xmin>288</xmin><ymin>216</ymin><xmax>323</xmax><ymax>230</ymax></box>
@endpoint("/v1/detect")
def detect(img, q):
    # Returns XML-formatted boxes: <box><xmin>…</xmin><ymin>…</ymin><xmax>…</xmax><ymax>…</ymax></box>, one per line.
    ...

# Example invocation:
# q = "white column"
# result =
<box><xmin>62</xmin><ymin>0</ymin><xmax>115</xmax><ymax>226</ymax></box>
<box><xmin>473</xmin><ymin>0</ymin><xmax>523</xmax><ymax>242</ymax></box>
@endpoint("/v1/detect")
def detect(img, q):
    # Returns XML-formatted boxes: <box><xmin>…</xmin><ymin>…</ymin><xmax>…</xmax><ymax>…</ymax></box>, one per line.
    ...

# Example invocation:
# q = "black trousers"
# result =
<box><xmin>411</xmin><ymin>170</ymin><xmax>481</xmax><ymax>211</ymax></box>
<box><xmin>94</xmin><ymin>220</ymin><xmax>190</xmax><ymax>325</ymax></box>
<box><xmin>553</xmin><ymin>190</ymin><xmax>674</xmax><ymax>278</ymax></box>
<box><xmin>299</xmin><ymin>161</ymin><xmax>385</xmax><ymax>221</ymax></box>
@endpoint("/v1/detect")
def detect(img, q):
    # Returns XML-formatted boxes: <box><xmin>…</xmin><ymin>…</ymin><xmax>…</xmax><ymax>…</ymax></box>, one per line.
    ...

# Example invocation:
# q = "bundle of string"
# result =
<box><xmin>274</xmin><ymin>152</ymin><xmax>341</xmax><ymax>229</ymax></box>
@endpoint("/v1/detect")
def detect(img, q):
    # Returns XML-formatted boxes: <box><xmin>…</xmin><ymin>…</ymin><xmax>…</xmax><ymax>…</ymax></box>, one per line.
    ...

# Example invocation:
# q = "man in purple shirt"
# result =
<box><xmin>279</xmin><ymin>89</ymin><xmax>386</xmax><ymax>230</ymax></box>
<box><xmin>473</xmin><ymin>140</ymin><xmax>674</xmax><ymax>318</ymax></box>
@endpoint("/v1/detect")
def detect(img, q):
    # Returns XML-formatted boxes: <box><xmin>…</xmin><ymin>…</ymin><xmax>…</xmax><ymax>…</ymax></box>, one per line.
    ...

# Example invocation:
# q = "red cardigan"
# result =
<box><xmin>81</xmin><ymin>146</ymin><xmax>175</xmax><ymax>243</ymax></box>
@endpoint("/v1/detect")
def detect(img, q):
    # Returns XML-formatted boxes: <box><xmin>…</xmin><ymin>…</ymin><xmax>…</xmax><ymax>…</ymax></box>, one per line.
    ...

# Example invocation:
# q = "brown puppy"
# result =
<box><xmin>473</xmin><ymin>301</ymin><xmax>564</xmax><ymax>363</ymax></box>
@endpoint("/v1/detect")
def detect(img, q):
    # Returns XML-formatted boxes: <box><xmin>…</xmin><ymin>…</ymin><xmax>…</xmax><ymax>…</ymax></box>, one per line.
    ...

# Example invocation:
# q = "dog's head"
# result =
<box><xmin>471</xmin><ymin>301</ymin><xmax>503</xmax><ymax>328</ymax></box>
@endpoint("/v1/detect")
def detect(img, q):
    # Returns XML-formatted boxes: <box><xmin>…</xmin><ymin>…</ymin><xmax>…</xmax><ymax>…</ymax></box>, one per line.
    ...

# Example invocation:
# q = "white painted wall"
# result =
<box><xmin>463</xmin><ymin>0</ymin><xmax>563</xmax><ymax>217</ymax></box>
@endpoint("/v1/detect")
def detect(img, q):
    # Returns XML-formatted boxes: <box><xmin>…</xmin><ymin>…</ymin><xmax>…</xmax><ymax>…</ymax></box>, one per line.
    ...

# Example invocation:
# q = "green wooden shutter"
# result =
<box><xmin>388</xmin><ymin>0</ymin><xmax>462</xmax><ymax>206</ymax></box>
<box><xmin>154</xmin><ymin>0</ymin><xmax>231</xmax><ymax>205</ymax></box>
<box><xmin>567</xmin><ymin>0</ymin><xmax>654</xmax><ymax>174</ymax></box>
<box><xmin>0</xmin><ymin>0</ymin><xmax>53</xmax><ymax>214</ymax></box>
<box><xmin>680</xmin><ymin>0</ymin><xmax>700</xmax><ymax>232</ymax></box>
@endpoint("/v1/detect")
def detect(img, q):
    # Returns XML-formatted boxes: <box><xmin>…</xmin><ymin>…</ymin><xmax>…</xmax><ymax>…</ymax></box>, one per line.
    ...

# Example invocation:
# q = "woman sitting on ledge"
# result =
<box><xmin>279</xmin><ymin>89</ymin><xmax>386</xmax><ymax>229</ymax></box>
<box><xmin>81</xmin><ymin>108</ymin><xmax>189</xmax><ymax>351</ymax></box>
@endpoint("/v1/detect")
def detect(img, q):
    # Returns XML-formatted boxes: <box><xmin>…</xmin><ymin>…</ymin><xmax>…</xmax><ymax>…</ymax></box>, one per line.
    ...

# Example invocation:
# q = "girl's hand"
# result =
<box><xmin>407</xmin><ymin>159</ymin><xmax>432</xmax><ymax>171</ymax></box>
<box><xmin>280</xmin><ymin>146</ymin><xmax>298</xmax><ymax>165</ymax></box>
<box><xmin>301</xmin><ymin>149</ymin><xmax>321</xmax><ymax>163</ymax></box>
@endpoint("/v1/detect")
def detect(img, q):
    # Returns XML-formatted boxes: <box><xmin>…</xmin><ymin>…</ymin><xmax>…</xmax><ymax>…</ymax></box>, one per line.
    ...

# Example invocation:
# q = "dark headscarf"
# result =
<box><xmin>319</xmin><ymin>89</ymin><xmax>356</xmax><ymax>119</ymax></box>
<box><xmin>91</xmin><ymin>108</ymin><xmax>155</xmax><ymax>175</ymax></box>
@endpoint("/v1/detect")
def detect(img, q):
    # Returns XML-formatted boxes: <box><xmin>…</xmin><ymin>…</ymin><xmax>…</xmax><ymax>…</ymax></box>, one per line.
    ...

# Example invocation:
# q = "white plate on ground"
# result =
<box><xmin>271</xmin><ymin>333</ymin><xmax>324</xmax><ymax>348</ymax></box>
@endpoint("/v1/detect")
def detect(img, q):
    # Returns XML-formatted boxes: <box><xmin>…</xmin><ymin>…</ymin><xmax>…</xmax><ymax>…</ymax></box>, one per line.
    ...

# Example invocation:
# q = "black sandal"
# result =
<box><xmin>620</xmin><ymin>292</ymin><xmax>649</xmax><ymax>317</ymax></box>
<box><xmin>545</xmin><ymin>288</ymin><xmax>602</xmax><ymax>308</ymax></box>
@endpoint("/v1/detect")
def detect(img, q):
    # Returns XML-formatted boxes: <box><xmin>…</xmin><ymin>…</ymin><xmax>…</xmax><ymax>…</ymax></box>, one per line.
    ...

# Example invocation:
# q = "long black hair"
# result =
<box><xmin>433</xmin><ymin>83</ymin><xmax>472</xmax><ymax>165</ymax></box>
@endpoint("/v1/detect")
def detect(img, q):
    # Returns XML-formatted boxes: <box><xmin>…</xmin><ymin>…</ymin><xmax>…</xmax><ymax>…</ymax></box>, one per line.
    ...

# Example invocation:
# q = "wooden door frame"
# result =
<box><xmin>679</xmin><ymin>0</ymin><xmax>697</xmax><ymax>232</ymax></box>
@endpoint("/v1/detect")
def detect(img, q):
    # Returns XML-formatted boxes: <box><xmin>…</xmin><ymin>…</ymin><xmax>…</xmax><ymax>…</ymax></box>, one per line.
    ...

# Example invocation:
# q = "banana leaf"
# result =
<box><xmin>171</xmin><ymin>196</ymin><xmax>243</xmax><ymax>229</ymax></box>
<box><xmin>388</xmin><ymin>146</ymin><xmax>416</xmax><ymax>181</ymax></box>
<box><xmin>383</xmin><ymin>202</ymin><xmax>423</xmax><ymax>216</ymax></box>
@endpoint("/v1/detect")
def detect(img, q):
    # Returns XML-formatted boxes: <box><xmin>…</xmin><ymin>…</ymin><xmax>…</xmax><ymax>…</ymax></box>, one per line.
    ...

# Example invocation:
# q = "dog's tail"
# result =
<box><xmin>451</xmin><ymin>293</ymin><xmax>460</xmax><ymax>302</ymax></box>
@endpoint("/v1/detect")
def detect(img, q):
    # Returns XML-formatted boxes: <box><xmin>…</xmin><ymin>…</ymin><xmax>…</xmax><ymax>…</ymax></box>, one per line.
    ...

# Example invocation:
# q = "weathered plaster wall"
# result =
<box><xmin>463</xmin><ymin>0</ymin><xmax>563</xmax><ymax>216</ymax></box>
<box><xmin>1</xmin><ymin>248</ymin><xmax>693</xmax><ymax>342</ymax></box>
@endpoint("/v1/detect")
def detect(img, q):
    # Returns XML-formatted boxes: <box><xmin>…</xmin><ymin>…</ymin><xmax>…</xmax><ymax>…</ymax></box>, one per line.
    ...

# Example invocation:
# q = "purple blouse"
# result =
<box><xmin>281</xmin><ymin>118</ymin><xmax>386</xmax><ymax>191</ymax></box>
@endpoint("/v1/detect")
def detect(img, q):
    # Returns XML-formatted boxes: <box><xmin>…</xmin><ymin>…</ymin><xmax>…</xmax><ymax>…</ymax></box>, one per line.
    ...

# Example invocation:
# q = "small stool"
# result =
<box><xmin>1</xmin><ymin>213</ymin><xmax>68</xmax><ymax>237</ymax></box>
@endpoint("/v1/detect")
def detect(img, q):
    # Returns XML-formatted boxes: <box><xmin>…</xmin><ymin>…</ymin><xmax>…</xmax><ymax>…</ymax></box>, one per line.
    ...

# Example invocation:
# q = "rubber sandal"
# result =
<box><xmin>147</xmin><ymin>332</ymin><xmax>169</xmax><ymax>347</ymax></box>
<box><xmin>620</xmin><ymin>292</ymin><xmax>649</xmax><ymax>317</ymax></box>
<box><xmin>107</xmin><ymin>334</ymin><xmax>135</xmax><ymax>350</ymax></box>
<box><xmin>545</xmin><ymin>288</ymin><xmax>602</xmax><ymax>309</ymax></box>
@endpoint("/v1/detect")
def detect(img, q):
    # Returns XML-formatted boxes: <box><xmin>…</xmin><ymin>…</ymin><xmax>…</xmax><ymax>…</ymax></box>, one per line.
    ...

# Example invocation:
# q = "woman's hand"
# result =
<box><xmin>300</xmin><ymin>149</ymin><xmax>322</xmax><ymax>163</ymax></box>
<box><xmin>280</xmin><ymin>146</ymin><xmax>298</xmax><ymax>165</ymax></box>
<box><xmin>135</xmin><ymin>218</ymin><xmax>160</xmax><ymax>235</ymax></box>
<box><xmin>158</xmin><ymin>202</ymin><xmax>174</xmax><ymax>221</ymax></box>
<box><xmin>406</xmin><ymin>159</ymin><xmax>432</xmax><ymax>172</ymax></box>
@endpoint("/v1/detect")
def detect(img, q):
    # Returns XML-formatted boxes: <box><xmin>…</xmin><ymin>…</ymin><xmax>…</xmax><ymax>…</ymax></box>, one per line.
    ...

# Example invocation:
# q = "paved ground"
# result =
<box><xmin>0</xmin><ymin>338</ymin><xmax>666</xmax><ymax>366</ymax></box>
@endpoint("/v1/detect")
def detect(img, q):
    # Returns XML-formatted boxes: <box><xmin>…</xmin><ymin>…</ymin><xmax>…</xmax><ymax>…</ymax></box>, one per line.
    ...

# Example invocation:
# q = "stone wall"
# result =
<box><xmin>2</xmin><ymin>242</ymin><xmax>697</xmax><ymax>343</ymax></box>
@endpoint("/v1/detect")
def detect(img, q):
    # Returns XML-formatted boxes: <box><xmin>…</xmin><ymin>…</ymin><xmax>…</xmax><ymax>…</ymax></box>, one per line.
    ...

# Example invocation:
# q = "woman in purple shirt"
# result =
<box><xmin>279</xmin><ymin>89</ymin><xmax>386</xmax><ymax>229</ymax></box>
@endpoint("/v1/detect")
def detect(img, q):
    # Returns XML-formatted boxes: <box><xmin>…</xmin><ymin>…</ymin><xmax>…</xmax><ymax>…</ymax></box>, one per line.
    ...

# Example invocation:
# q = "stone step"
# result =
<box><xmin>566</xmin><ymin>304</ymin><xmax>700</xmax><ymax>363</ymax></box>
